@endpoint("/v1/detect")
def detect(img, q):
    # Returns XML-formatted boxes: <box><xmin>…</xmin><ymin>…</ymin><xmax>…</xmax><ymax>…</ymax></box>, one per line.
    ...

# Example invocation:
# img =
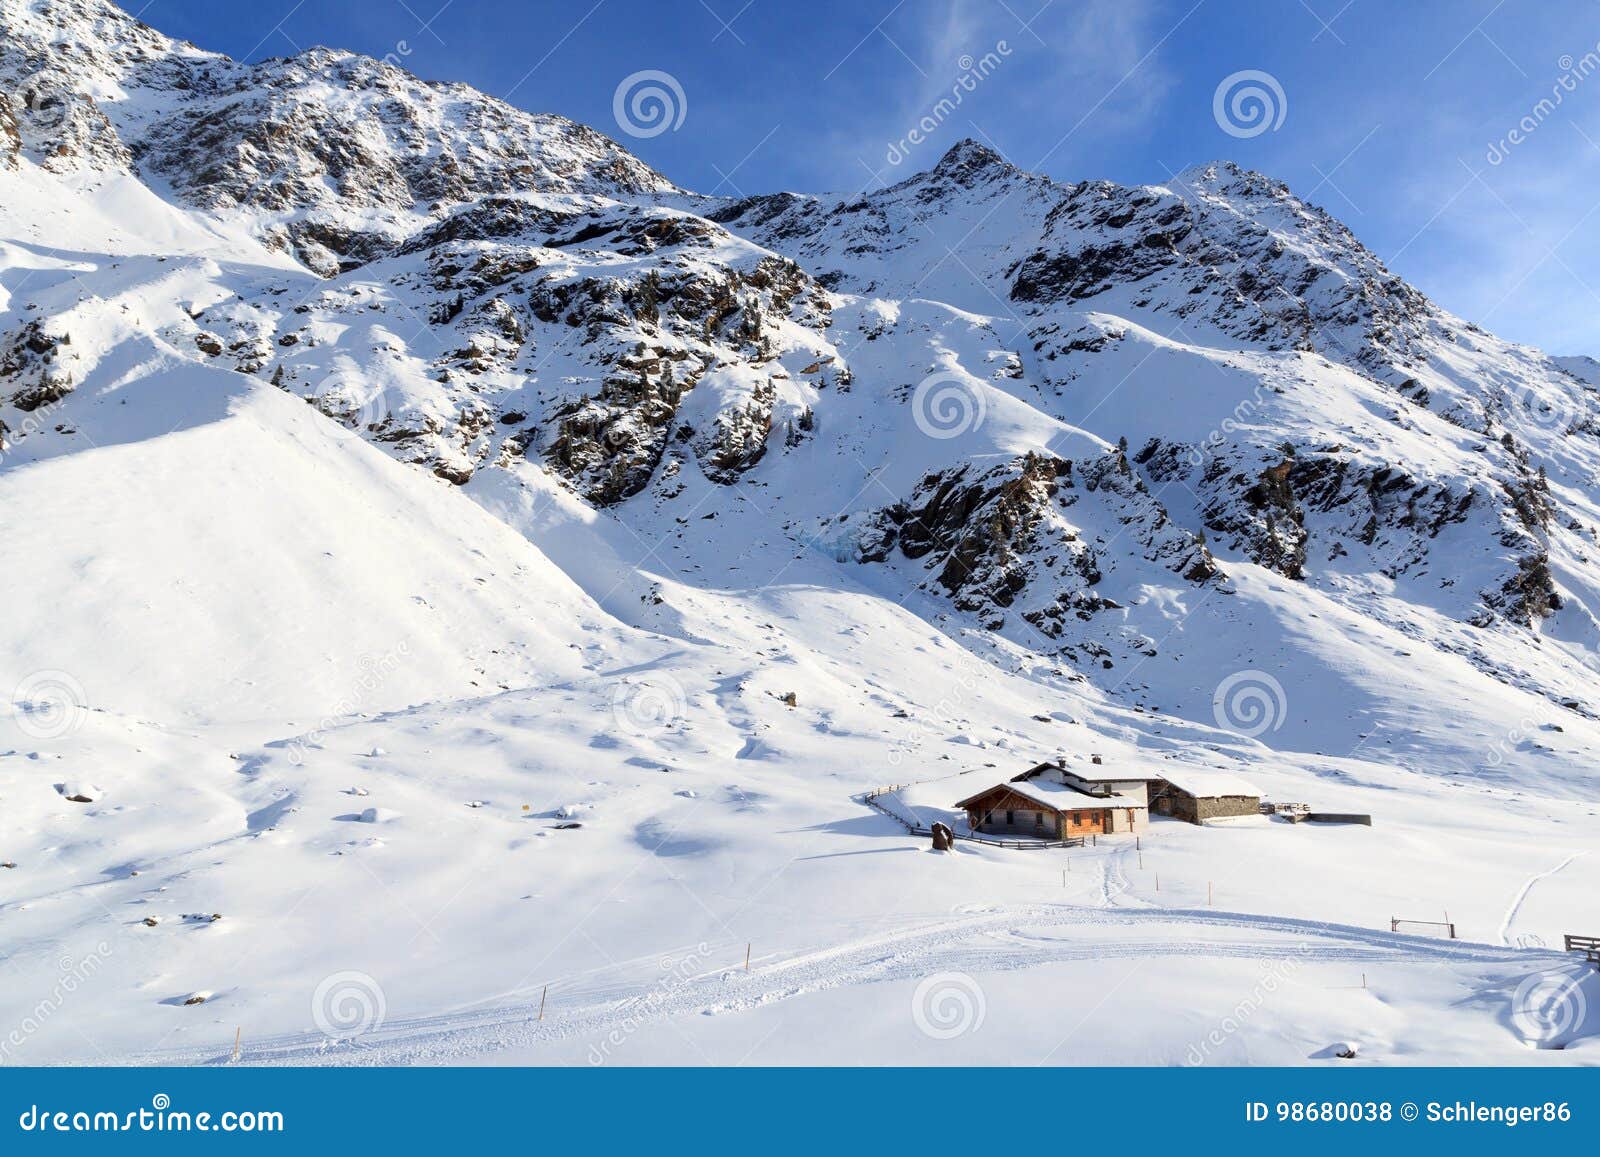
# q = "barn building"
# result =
<box><xmin>1148</xmin><ymin>770</ymin><xmax>1262</xmax><ymax>824</ymax></box>
<box><xmin>955</xmin><ymin>761</ymin><xmax>1148</xmax><ymax>838</ymax></box>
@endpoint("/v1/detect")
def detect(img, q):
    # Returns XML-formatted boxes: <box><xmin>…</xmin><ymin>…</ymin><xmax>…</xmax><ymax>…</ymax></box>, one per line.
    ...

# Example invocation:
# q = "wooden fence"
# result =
<box><xmin>1564</xmin><ymin>933</ymin><xmax>1600</xmax><ymax>966</ymax></box>
<box><xmin>1391</xmin><ymin>917</ymin><xmax>1456</xmax><ymax>939</ymax></box>
<box><xmin>861</xmin><ymin>788</ymin><xmax>1085</xmax><ymax>850</ymax></box>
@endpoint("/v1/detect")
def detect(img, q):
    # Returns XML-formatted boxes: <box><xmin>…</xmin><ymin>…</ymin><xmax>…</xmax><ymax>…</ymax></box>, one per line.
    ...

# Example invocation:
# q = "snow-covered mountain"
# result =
<box><xmin>4</xmin><ymin>0</ymin><xmax>1599</xmax><ymax>1066</ymax></box>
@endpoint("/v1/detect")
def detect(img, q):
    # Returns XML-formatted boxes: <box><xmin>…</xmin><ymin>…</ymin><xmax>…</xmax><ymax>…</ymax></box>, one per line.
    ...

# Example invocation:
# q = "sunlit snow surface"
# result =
<box><xmin>3</xmin><ymin>1</ymin><xmax>1600</xmax><ymax>1067</ymax></box>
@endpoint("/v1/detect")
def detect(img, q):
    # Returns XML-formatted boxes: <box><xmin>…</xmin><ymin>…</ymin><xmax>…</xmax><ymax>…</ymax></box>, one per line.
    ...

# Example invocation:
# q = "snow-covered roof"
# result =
<box><xmin>958</xmin><ymin>775</ymin><xmax>1145</xmax><ymax>812</ymax></box>
<box><xmin>1156</xmin><ymin>769</ymin><xmax>1262</xmax><ymax>799</ymax></box>
<box><xmin>1060</xmin><ymin>765</ymin><xmax>1164</xmax><ymax>784</ymax></box>
<box><xmin>1022</xmin><ymin>760</ymin><xmax>1161</xmax><ymax>784</ymax></box>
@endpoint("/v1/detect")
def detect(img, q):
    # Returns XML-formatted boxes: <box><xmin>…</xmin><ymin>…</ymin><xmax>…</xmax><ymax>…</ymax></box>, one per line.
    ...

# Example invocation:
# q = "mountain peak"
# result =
<box><xmin>930</xmin><ymin>138</ymin><xmax>1011</xmax><ymax>180</ymax></box>
<box><xmin>1171</xmin><ymin>159</ymin><xmax>1280</xmax><ymax>195</ymax></box>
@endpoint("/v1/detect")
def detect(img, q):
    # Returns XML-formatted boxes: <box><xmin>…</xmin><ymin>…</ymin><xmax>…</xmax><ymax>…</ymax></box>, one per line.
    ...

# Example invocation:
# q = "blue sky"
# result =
<box><xmin>142</xmin><ymin>0</ymin><xmax>1600</xmax><ymax>355</ymax></box>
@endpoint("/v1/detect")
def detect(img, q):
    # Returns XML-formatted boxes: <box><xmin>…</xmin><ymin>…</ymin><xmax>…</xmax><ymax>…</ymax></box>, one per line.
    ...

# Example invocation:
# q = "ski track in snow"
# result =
<box><xmin>138</xmin><ymin>898</ymin><xmax>1545</xmax><ymax>1067</ymax></box>
<box><xmin>1498</xmin><ymin>851</ymin><xmax>1587</xmax><ymax>946</ymax></box>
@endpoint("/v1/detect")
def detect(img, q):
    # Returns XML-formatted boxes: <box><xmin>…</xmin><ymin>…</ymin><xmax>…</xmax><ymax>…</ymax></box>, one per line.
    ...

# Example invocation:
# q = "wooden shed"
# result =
<box><xmin>1149</xmin><ymin>770</ymin><xmax>1262</xmax><ymax>824</ymax></box>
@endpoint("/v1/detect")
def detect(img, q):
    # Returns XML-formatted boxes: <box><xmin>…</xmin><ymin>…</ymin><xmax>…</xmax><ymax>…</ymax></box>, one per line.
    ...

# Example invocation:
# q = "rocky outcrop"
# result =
<box><xmin>0</xmin><ymin>0</ymin><xmax>672</xmax><ymax>271</ymax></box>
<box><xmin>1138</xmin><ymin>434</ymin><xmax>1561</xmax><ymax>627</ymax></box>
<box><xmin>857</xmin><ymin>450</ymin><xmax>1218</xmax><ymax>639</ymax></box>
<box><xmin>1012</xmin><ymin>163</ymin><xmax>1436</xmax><ymax>380</ymax></box>
<box><xmin>0</xmin><ymin>321</ymin><xmax>76</xmax><ymax>411</ymax></box>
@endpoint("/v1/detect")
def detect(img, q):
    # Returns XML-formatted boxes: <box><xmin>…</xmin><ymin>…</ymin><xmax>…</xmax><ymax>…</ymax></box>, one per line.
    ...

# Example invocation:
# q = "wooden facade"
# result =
<box><xmin>954</xmin><ymin>784</ymin><xmax>1116</xmax><ymax>840</ymax></box>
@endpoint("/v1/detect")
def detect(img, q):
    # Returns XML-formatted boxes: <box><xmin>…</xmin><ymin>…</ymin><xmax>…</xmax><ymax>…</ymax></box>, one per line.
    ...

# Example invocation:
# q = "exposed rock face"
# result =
<box><xmin>1011</xmin><ymin>163</ymin><xmax>1436</xmax><ymax>377</ymax></box>
<box><xmin>0</xmin><ymin>93</ymin><xmax>24</xmax><ymax>167</ymax></box>
<box><xmin>1133</xmin><ymin>432</ymin><xmax>1562</xmax><ymax>629</ymax></box>
<box><xmin>0</xmin><ymin>0</ymin><xmax>672</xmax><ymax>273</ymax></box>
<box><xmin>0</xmin><ymin>321</ymin><xmax>76</xmax><ymax>411</ymax></box>
<box><xmin>858</xmin><ymin>450</ymin><xmax>1219</xmax><ymax>637</ymax></box>
<box><xmin>5</xmin><ymin>0</ymin><xmax>1599</xmax><ymax>706</ymax></box>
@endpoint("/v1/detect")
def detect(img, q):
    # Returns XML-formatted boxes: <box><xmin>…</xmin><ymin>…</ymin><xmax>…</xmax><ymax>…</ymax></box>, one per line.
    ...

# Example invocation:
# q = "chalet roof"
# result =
<box><xmin>1011</xmin><ymin>777</ymin><xmax>1145</xmax><ymax>810</ymax></box>
<box><xmin>1155</xmin><ymin>768</ymin><xmax>1262</xmax><ymax>799</ymax></box>
<box><xmin>955</xmin><ymin>776</ymin><xmax>1146</xmax><ymax>814</ymax></box>
<box><xmin>1020</xmin><ymin>760</ymin><xmax>1163</xmax><ymax>784</ymax></box>
<box><xmin>1058</xmin><ymin>766</ymin><xmax>1165</xmax><ymax>784</ymax></box>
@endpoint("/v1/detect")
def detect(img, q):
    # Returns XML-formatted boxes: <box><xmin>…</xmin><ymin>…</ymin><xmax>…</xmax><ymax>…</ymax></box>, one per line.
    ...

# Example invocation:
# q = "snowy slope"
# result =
<box><xmin>3</xmin><ymin>0</ymin><xmax>1600</xmax><ymax>1067</ymax></box>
